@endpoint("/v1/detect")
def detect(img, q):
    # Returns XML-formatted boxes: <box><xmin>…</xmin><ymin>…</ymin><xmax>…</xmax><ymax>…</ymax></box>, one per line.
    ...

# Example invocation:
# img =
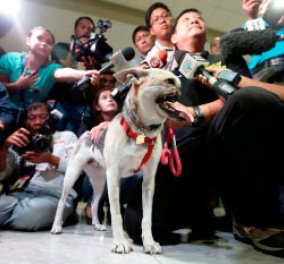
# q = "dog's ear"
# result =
<box><xmin>114</xmin><ymin>68</ymin><xmax>149</xmax><ymax>85</ymax></box>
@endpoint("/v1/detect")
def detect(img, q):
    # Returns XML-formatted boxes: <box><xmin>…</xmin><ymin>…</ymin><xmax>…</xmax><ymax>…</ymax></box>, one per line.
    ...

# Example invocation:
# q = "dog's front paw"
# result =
<box><xmin>112</xmin><ymin>240</ymin><xmax>133</xmax><ymax>254</ymax></box>
<box><xmin>143</xmin><ymin>241</ymin><xmax>162</xmax><ymax>254</ymax></box>
<box><xmin>50</xmin><ymin>224</ymin><xmax>63</xmax><ymax>234</ymax></box>
<box><xmin>94</xmin><ymin>224</ymin><xmax>107</xmax><ymax>231</ymax></box>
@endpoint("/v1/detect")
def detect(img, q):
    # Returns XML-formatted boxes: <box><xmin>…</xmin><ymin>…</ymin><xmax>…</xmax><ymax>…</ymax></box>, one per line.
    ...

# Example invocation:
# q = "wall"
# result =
<box><xmin>0</xmin><ymin>0</ymin><xmax>222</xmax><ymax>55</ymax></box>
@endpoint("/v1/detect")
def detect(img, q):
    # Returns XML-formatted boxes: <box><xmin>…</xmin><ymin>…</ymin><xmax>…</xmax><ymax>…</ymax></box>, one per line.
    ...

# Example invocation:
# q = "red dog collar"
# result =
<box><xmin>120</xmin><ymin>117</ymin><xmax>157</xmax><ymax>173</ymax></box>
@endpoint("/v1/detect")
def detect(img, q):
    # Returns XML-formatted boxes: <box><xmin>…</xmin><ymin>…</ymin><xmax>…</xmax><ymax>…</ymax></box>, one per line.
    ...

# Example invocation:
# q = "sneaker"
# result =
<box><xmin>233</xmin><ymin>220</ymin><xmax>284</xmax><ymax>258</ymax></box>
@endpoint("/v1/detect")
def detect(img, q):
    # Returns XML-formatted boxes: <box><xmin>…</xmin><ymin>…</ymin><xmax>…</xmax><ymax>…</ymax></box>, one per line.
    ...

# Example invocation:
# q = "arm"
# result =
<box><xmin>165</xmin><ymin>99</ymin><xmax>225</xmax><ymax>129</ymax></box>
<box><xmin>22</xmin><ymin>131</ymin><xmax>77</xmax><ymax>172</ymax></box>
<box><xmin>206</xmin><ymin>67</ymin><xmax>284</xmax><ymax>101</ymax></box>
<box><xmin>0</xmin><ymin>83</ymin><xmax>13</xmax><ymax>130</ymax></box>
<box><xmin>237</xmin><ymin>75</ymin><xmax>284</xmax><ymax>100</ymax></box>
<box><xmin>0</xmin><ymin>71</ymin><xmax>38</xmax><ymax>91</ymax></box>
<box><xmin>53</xmin><ymin>67</ymin><xmax>100</xmax><ymax>83</ymax></box>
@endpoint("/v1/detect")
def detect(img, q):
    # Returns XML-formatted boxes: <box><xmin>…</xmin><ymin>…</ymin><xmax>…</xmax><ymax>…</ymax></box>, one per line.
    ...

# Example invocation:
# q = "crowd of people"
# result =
<box><xmin>1</xmin><ymin>0</ymin><xmax>284</xmax><ymax>258</ymax></box>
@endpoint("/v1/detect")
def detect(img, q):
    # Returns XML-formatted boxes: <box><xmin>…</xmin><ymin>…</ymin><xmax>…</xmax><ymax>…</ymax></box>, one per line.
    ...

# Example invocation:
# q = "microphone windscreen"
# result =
<box><xmin>220</xmin><ymin>28</ymin><xmax>278</xmax><ymax>58</ymax></box>
<box><xmin>121</xmin><ymin>47</ymin><xmax>135</xmax><ymax>61</ymax></box>
<box><xmin>158</xmin><ymin>50</ymin><xmax>168</xmax><ymax>64</ymax></box>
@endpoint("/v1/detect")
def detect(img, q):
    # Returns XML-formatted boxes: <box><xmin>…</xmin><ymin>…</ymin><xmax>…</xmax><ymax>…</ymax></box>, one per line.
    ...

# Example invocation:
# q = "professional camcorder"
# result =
<box><xmin>14</xmin><ymin>110</ymin><xmax>61</xmax><ymax>154</ymax></box>
<box><xmin>71</xmin><ymin>19</ymin><xmax>113</xmax><ymax>64</ymax></box>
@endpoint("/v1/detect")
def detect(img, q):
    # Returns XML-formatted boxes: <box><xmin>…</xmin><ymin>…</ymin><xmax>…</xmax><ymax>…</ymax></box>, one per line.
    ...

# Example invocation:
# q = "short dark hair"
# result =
<box><xmin>26</xmin><ymin>102</ymin><xmax>49</xmax><ymax>114</ymax></box>
<box><xmin>74</xmin><ymin>16</ymin><xmax>95</xmax><ymax>31</ymax></box>
<box><xmin>132</xmin><ymin>25</ymin><xmax>149</xmax><ymax>44</ymax></box>
<box><xmin>173</xmin><ymin>8</ymin><xmax>201</xmax><ymax>33</ymax></box>
<box><xmin>145</xmin><ymin>2</ymin><xmax>171</xmax><ymax>28</ymax></box>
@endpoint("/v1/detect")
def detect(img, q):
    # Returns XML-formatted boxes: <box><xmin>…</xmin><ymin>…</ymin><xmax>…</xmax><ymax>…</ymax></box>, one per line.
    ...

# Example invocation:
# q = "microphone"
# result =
<box><xmin>176</xmin><ymin>51</ymin><xmax>236</xmax><ymax>99</ymax></box>
<box><xmin>74</xmin><ymin>47</ymin><xmax>135</xmax><ymax>90</ymax></box>
<box><xmin>111</xmin><ymin>82</ymin><xmax>132</xmax><ymax>104</ymax></box>
<box><xmin>220</xmin><ymin>28</ymin><xmax>284</xmax><ymax>59</ymax></box>
<box><xmin>147</xmin><ymin>50</ymin><xmax>168</xmax><ymax>68</ymax></box>
<box><xmin>111</xmin><ymin>50</ymin><xmax>168</xmax><ymax>104</ymax></box>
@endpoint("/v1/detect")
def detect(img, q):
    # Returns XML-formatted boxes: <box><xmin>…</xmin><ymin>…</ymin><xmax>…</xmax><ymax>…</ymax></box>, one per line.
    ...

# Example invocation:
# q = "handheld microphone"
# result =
<box><xmin>147</xmin><ymin>50</ymin><xmax>168</xmax><ymax>68</ymax></box>
<box><xmin>74</xmin><ymin>47</ymin><xmax>135</xmax><ymax>90</ymax></box>
<box><xmin>220</xmin><ymin>28</ymin><xmax>284</xmax><ymax>59</ymax></box>
<box><xmin>111</xmin><ymin>82</ymin><xmax>132</xmax><ymax>104</ymax></box>
<box><xmin>176</xmin><ymin>52</ymin><xmax>236</xmax><ymax>99</ymax></box>
<box><xmin>111</xmin><ymin>50</ymin><xmax>168</xmax><ymax>104</ymax></box>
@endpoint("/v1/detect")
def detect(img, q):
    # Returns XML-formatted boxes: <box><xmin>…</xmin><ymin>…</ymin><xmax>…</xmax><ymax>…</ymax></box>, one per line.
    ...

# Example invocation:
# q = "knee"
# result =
<box><xmin>0</xmin><ymin>195</ymin><xmax>18</xmax><ymax>225</ymax></box>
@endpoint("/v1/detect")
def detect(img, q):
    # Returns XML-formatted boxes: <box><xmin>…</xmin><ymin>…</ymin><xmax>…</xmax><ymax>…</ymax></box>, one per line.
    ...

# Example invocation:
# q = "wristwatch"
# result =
<box><xmin>191</xmin><ymin>105</ymin><xmax>204</xmax><ymax>127</ymax></box>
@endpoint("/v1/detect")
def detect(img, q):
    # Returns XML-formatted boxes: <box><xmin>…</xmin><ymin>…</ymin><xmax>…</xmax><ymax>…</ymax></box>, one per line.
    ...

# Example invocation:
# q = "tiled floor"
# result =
<box><xmin>1</xmin><ymin>221</ymin><xmax>283</xmax><ymax>264</ymax></box>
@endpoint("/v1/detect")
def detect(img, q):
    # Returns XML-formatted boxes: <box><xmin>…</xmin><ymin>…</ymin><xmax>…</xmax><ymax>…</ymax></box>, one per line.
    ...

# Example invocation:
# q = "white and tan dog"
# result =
<box><xmin>51</xmin><ymin>68</ymin><xmax>185</xmax><ymax>254</ymax></box>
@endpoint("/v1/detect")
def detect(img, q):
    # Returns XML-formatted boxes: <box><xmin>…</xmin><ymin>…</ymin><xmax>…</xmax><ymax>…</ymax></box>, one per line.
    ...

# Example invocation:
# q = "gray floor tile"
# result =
<box><xmin>0</xmin><ymin>222</ymin><xmax>283</xmax><ymax>264</ymax></box>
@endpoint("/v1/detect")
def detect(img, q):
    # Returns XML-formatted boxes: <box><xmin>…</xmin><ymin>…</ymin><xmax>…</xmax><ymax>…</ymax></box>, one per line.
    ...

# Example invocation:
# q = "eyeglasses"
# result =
<box><xmin>151</xmin><ymin>13</ymin><xmax>171</xmax><ymax>26</ymax></box>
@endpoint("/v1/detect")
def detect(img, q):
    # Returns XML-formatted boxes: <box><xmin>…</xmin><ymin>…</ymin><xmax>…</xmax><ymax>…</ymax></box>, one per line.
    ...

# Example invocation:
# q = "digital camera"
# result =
<box><xmin>14</xmin><ymin>111</ymin><xmax>61</xmax><ymax>154</ymax></box>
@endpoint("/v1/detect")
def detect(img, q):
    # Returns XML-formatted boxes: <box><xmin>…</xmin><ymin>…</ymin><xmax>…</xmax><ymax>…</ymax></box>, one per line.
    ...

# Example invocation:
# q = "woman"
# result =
<box><xmin>0</xmin><ymin>26</ymin><xmax>100</xmax><ymax>118</ymax></box>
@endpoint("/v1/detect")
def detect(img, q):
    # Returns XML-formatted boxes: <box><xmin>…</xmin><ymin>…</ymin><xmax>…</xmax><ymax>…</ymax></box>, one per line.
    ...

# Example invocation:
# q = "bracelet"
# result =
<box><xmin>191</xmin><ymin>105</ymin><xmax>204</xmax><ymax>127</ymax></box>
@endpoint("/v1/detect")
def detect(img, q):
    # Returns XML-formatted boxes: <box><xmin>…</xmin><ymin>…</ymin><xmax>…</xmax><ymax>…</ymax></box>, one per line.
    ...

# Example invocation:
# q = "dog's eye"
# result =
<box><xmin>165</xmin><ymin>78</ymin><xmax>176</xmax><ymax>85</ymax></box>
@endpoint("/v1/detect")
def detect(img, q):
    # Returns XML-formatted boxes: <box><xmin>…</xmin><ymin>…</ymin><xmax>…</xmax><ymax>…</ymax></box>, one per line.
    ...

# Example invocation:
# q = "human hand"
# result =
<box><xmin>80</xmin><ymin>56</ymin><xmax>100</xmax><ymax>70</ymax></box>
<box><xmin>242</xmin><ymin>0</ymin><xmax>262</xmax><ymax>20</ymax></box>
<box><xmin>89</xmin><ymin>70</ymin><xmax>100</xmax><ymax>88</ymax></box>
<box><xmin>164</xmin><ymin>101</ymin><xmax>194</xmax><ymax>129</ymax></box>
<box><xmin>15</xmin><ymin>70</ymin><xmax>38</xmax><ymax>90</ymax></box>
<box><xmin>5</xmin><ymin>128</ymin><xmax>30</xmax><ymax>148</ymax></box>
<box><xmin>90</xmin><ymin>121</ymin><xmax>109</xmax><ymax>142</ymax></box>
<box><xmin>22</xmin><ymin>151</ymin><xmax>52</xmax><ymax>164</ymax></box>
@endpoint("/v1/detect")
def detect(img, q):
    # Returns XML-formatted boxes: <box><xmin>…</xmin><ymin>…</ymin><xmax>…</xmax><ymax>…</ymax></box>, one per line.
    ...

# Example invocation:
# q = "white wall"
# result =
<box><xmin>1</xmin><ymin>0</ymin><xmax>222</xmax><ymax>57</ymax></box>
<box><xmin>0</xmin><ymin>0</ymin><xmax>136</xmax><ymax>53</ymax></box>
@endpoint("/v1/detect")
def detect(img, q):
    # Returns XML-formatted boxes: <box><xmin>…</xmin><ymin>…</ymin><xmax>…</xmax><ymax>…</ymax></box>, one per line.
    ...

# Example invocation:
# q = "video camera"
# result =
<box><xmin>71</xmin><ymin>19</ymin><xmax>113</xmax><ymax>64</ymax></box>
<box><xmin>14</xmin><ymin>110</ymin><xmax>62</xmax><ymax>155</ymax></box>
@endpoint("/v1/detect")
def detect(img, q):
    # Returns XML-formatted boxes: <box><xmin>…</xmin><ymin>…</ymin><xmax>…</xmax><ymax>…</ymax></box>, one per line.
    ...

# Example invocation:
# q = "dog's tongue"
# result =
<box><xmin>167</xmin><ymin>102</ymin><xmax>194</xmax><ymax>124</ymax></box>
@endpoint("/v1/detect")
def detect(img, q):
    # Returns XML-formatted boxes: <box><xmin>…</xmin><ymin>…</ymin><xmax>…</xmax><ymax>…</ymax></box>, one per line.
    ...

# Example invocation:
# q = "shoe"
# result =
<box><xmin>233</xmin><ymin>220</ymin><xmax>284</xmax><ymax>258</ymax></box>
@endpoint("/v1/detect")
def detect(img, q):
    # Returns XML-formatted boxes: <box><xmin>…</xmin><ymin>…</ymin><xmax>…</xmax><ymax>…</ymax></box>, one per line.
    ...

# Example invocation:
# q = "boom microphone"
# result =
<box><xmin>176</xmin><ymin>51</ymin><xmax>236</xmax><ymax>99</ymax></box>
<box><xmin>74</xmin><ymin>47</ymin><xmax>135</xmax><ymax>89</ymax></box>
<box><xmin>220</xmin><ymin>28</ymin><xmax>284</xmax><ymax>59</ymax></box>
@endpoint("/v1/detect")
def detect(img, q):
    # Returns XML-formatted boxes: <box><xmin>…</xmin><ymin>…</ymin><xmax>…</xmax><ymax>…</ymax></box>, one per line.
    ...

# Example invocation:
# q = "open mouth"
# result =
<box><xmin>156</xmin><ymin>93</ymin><xmax>186</xmax><ymax>121</ymax></box>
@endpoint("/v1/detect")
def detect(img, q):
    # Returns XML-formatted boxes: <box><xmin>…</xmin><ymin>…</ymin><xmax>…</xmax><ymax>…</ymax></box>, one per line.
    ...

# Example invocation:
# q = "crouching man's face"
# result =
<box><xmin>25</xmin><ymin>106</ymin><xmax>49</xmax><ymax>135</ymax></box>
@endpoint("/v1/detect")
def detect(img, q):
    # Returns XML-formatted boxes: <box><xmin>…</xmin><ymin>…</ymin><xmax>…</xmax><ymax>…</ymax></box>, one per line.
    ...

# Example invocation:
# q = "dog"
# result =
<box><xmin>51</xmin><ymin>68</ymin><xmax>185</xmax><ymax>254</ymax></box>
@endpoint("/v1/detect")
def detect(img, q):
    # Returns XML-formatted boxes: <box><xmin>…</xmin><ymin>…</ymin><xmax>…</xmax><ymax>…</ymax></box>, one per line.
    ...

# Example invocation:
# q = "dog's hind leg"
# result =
<box><xmin>84</xmin><ymin>164</ymin><xmax>107</xmax><ymax>231</ymax></box>
<box><xmin>141</xmin><ymin>164</ymin><xmax>162</xmax><ymax>254</ymax></box>
<box><xmin>51</xmin><ymin>149</ymin><xmax>90</xmax><ymax>234</ymax></box>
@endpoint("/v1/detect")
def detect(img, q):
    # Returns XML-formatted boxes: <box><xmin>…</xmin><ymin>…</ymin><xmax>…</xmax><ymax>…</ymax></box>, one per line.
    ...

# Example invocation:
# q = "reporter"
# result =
<box><xmin>0</xmin><ymin>102</ymin><xmax>78</xmax><ymax>231</ymax></box>
<box><xmin>0</xmin><ymin>26</ymin><xmax>100</xmax><ymax>115</ymax></box>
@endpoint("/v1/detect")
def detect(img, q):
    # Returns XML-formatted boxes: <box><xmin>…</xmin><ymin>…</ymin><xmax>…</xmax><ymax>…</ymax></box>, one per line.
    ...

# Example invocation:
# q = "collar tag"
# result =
<box><xmin>136</xmin><ymin>134</ymin><xmax>145</xmax><ymax>144</ymax></box>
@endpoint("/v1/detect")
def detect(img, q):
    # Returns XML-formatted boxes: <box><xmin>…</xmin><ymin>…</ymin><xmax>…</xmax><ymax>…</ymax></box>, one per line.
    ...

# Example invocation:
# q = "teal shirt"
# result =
<box><xmin>0</xmin><ymin>52</ymin><xmax>63</xmax><ymax>109</ymax></box>
<box><xmin>249</xmin><ymin>28</ymin><xmax>284</xmax><ymax>73</ymax></box>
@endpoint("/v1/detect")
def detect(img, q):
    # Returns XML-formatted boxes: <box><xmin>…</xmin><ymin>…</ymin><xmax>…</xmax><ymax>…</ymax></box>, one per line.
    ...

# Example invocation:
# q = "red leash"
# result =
<box><xmin>160</xmin><ymin>128</ymin><xmax>182</xmax><ymax>177</ymax></box>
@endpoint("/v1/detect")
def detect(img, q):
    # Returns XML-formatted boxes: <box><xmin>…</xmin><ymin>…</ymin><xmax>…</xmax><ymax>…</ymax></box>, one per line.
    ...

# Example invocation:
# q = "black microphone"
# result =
<box><xmin>74</xmin><ymin>47</ymin><xmax>135</xmax><ymax>90</ymax></box>
<box><xmin>111</xmin><ymin>50</ymin><xmax>169</xmax><ymax>104</ymax></box>
<box><xmin>176</xmin><ymin>51</ymin><xmax>236</xmax><ymax>99</ymax></box>
<box><xmin>220</xmin><ymin>28</ymin><xmax>284</xmax><ymax>59</ymax></box>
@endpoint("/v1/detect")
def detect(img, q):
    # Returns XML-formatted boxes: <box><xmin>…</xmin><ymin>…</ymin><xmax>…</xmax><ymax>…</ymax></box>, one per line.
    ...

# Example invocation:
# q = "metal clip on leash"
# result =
<box><xmin>160</xmin><ymin>128</ymin><xmax>182</xmax><ymax>177</ymax></box>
